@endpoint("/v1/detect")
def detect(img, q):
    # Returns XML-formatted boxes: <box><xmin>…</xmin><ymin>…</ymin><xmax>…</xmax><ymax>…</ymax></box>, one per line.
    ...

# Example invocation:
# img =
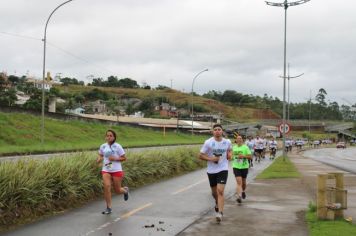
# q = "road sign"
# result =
<box><xmin>278</xmin><ymin>123</ymin><xmax>291</xmax><ymax>134</ymax></box>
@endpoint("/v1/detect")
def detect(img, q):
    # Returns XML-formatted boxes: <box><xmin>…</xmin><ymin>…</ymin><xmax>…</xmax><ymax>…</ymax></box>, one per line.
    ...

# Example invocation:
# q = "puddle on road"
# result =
<box><xmin>244</xmin><ymin>203</ymin><xmax>285</xmax><ymax>211</ymax></box>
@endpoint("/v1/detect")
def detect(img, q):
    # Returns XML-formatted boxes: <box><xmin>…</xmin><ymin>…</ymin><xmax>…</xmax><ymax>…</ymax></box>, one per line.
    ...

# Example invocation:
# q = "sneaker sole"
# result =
<box><xmin>216</xmin><ymin>217</ymin><xmax>222</xmax><ymax>223</ymax></box>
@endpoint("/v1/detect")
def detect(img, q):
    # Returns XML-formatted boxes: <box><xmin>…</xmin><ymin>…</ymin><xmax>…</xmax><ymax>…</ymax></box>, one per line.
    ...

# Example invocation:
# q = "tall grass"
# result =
<box><xmin>0</xmin><ymin>147</ymin><xmax>203</xmax><ymax>230</ymax></box>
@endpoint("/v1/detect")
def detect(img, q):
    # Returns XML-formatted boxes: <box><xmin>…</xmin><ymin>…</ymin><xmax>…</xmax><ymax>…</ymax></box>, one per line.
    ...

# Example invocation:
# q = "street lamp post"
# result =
<box><xmin>308</xmin><ymin>90</ymin><xmax>312</xmax><ymax>134</ymax></box>
<box><xmin>191</xmin><ymin>69</ymin><xmax>208</xmax><ymax>135</ymax></box>
<box><xmin>280</xmin><ymin>63</ymin><xmax>304</xmax><ymax>122</ymax></box>
<box><xmin>41</xmin><ymin>0</ymin><xmax>74</xmax><ymax>144</ymax></box>
<box><xmin>265</xmin><ymin>0</ymin><xmax>310</xmax><ymax>157</ymax></box>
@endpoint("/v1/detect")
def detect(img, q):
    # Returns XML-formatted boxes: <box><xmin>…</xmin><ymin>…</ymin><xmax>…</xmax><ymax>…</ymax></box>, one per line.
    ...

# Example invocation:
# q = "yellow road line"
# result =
<box><xmin>172</xmin><ymin>178</ymin><xmax>207</xmax><ymax>195</ymax></box>
<box><xmin>121</xmin><ymin>203</ymin><xmax>153</xmax><ymax>219</ymax></box>
<box><xmin>85</xmin><ymin>203</ymin><xmax>153</xmax><ymax>235</ymax></box>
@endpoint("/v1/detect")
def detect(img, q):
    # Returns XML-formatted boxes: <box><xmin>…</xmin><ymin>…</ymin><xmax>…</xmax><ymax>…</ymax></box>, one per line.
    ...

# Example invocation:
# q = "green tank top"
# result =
<box><xmin>232</xmin><ymin>144</ymin><xmax>251</xmax><ymax>169</ymax></box>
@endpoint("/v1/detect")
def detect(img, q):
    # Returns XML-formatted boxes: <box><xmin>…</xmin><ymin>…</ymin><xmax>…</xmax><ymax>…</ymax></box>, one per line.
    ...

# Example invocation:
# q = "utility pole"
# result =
<box><xmin>266</xmin><ymin>0</ymin><xmax>310</xmax><ymax>158</ymax></box>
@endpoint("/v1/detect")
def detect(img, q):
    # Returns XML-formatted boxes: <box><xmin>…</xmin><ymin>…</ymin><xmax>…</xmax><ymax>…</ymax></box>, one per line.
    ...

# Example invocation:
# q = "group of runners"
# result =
<box><xmin>199</xmin><ymin>124</ymin><xmax>280</xmax><ymax>223</ymax></box>
<box><xmin>95</xmin><ymin>126</ymin><xmax>280</xmax><ymax>223</ymax></box>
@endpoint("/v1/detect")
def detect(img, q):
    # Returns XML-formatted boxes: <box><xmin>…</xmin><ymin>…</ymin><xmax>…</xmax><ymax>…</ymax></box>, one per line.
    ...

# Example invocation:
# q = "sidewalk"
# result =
<box><xmin>179</xmin><ymin>150</ymin><xmax>356</xmax><ymax>236</ymax></box>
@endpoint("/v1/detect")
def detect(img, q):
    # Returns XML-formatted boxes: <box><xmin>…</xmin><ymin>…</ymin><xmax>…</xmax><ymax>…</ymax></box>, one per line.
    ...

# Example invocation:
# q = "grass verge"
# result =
<box><xmin>306</xmin><ymin>202</ymin><xmax>356</xmax><ymax>236</ymax></box>
<box><xmin>256</xmin><ymin>155</ymin><xmax>301</xmax><ymax>179</ymax></box>
<box><xmin>0</xmin><ymin>112</ymin><xmax>207</xmax><ymax>155</ymax></box>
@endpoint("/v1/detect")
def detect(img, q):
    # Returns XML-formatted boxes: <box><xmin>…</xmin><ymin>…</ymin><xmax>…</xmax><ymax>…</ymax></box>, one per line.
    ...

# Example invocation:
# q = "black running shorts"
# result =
<box><xmin>233</xmin><ymin>168</ymin><xmax>249</xmax><ymax>178</ymax></box>
<box><xmin>255</xmin><ymin>149</ymin><xmax>263</xmax><ymax>154</ymax></box>
<box><xmin>207</xmin><ymin>170</ymin><xmax>228</xmax><ymax>187</ymax></box>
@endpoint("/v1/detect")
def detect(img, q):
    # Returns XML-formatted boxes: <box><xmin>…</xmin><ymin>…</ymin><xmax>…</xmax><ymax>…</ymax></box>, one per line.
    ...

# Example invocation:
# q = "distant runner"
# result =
<box><xmin>199</xmin><ymin>124</ymin><xmax>232</xmax><ymax>223</ymax></box>
<box><xmin>97</xmin><ymin>129</ymin><xmax>129</xmax><ymax>214</ymax></box>
<box><xmin>268</xmin><ymin>137</ymin><xmax>278</xmax><ymax>160</ymax></box>
<box><xmin>232</xmin><ymin>135</ymin><xmax>252</xmax><ymax>204</ymax></box>
<box><xmin>254</xmin><ymin>136</ymin><xmax>264</xmax><ymax>163</ymax></box>
<box><xmin>245</xmin><ymin>136</ymin><xmax>255</xmax><ymax>167</ymax></box>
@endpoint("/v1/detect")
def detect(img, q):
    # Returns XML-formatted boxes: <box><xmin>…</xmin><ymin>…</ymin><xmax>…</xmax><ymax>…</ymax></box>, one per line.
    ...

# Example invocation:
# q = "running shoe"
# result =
<box><xmin>123</xmin><ymin>187</ymin><xmax>129</xmax><ymax>201</ymax></box>
<box><xmin>216</xmin><ymin>212</ymin><xmax>223</xmax><ymax>223</ymax></box>
<box><xmin>237</xmin><ymin>196</ymin><xmax>242</xmax><ymax>203</ymax></box>
<box><xmin>214</xmin><ymin>205</ymin><xmax>219</xmax><ymax>213</ymax></box>
<box><xmin>102</xmin><ymin>207</ymin><xmax>112</xmax><ymax>214</ymax></box>
<box><xmin>242</xmin><ymin>192</ymin><xmax>246</xmax><ymax>199</ymax></box>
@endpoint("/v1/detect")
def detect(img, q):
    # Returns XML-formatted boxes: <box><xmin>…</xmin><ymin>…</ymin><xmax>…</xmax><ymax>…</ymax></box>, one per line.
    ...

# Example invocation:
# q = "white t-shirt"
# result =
<box><xmin>254</xmin><ymin>138</ymin><xmax>264</xmax><ymax>150</ymax></box>
<box><xmin>245</xmin><ymin>140</ymin><xmax>255</xmax><ymax>151</ymax></box>
<box><xmin>99</xmin><ymin>142</ymin><xmax>125</xmax><ymax>172</ymax></box>
<box><xmin>200</xmin><ymin>137</ymin><xmax>232</xmax><ymax>174</ymax></box>
<box><xmin>269</xmin><ymin>140</ymin><xmax>278</xmax><ymax>148</ymax></box>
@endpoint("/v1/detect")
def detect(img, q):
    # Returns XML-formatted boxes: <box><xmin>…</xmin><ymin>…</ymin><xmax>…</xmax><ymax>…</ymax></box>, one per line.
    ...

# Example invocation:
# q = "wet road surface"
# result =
<box><xmin>2</xmin><ymin>156</ymin><xmax>274</xmax><ymax>236</ymax></box>
<box><xmin>303</xmin><ymin>147</ymin><xmax>356</xmax><ymax>173</ymax></box>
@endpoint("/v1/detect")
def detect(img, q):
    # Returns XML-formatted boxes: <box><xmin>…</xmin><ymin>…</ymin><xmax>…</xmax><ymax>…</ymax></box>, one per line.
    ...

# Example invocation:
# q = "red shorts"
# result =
<box><xmin>101</xmin><ymin>171</ymin><xmax>124</xmax><ymax>178</ymax></box>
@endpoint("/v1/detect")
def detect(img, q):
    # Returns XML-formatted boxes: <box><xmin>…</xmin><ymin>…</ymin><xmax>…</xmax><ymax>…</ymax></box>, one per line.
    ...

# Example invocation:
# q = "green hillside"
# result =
<box><xmin>0</xmin><ymin>112</ymin><xmax>207</xmax><ymax>155</ymax></box>
<box><xmin>56</xmin><ymin>85</ymin><xmax>280</xmax><ymax>121</ymax></box>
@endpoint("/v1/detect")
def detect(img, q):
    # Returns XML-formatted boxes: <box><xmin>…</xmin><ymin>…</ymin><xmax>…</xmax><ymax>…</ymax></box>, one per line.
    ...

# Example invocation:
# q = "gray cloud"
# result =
<box><xmin>1</xmin><ymin>0</ymin><xmax>355</xmax><ymax>106</ymax></box>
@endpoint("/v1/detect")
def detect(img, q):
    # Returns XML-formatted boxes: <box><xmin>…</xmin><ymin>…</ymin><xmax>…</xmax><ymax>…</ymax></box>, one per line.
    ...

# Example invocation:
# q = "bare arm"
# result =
<box><xmin>109</xmin><ymin>154</ymin><xmax>126</xmax><ymax>162</ymax></box>
<box><xmin>199</xmin><ymin>152</ymin><xmax>219</xmax><ymax>162</ymax></box>
<box><xmin>97</xmin><ymin>154</ymin><xmax>103</xmax><ymax>163</ymax></box>
<box><xmin>227</xmin><ymin>149</ymin><xmax>232</xmax><ymax>160</ymax></box>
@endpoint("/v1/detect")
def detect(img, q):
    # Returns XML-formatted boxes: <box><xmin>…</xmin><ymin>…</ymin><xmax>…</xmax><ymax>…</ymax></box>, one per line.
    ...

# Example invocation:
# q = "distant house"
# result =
<box><xmin>157</xmin><ymin>102</ymin><xmax>178</xmax><ymax>117</ymax></box>
<box><xmin>84</xmin><ymin>100</ymin><xmax>107</xmax><ymax>114</ymax></box>
<box><xmin>160</xmin><ymin>110</ymin><xmax>178</xmax><ymax>117</ymax></box>
<box><xmin>26</xmin><ymin>78</ymin><xmax>54</xmax><ymax>91</ymax></box>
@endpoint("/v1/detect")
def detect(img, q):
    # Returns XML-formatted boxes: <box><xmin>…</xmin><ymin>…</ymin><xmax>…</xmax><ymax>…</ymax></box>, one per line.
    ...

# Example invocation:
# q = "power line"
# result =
<box><xmin>1</xmin><ymin>31</ymin><xmax>118</xmax><ymax>76</ymax></box>
<box><xmin>0</xmin><ymin>31</ymin><xmax>41</xmax><ymax>41</ymax></box>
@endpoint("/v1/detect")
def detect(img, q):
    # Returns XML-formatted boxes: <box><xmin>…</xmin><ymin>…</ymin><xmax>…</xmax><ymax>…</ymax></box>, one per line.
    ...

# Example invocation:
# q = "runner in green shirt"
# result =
<box><xmin>232</xmin><ymin>135</ymin><xmax>252</xmax><ymax>204</ymax></box>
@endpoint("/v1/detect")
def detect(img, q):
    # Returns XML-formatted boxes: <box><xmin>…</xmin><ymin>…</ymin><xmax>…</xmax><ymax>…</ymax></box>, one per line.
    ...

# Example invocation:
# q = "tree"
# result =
<box><xmin>21</xmin><ymin>83</ymin><xmax>38</xmax><ymax>95</ymax></box>
<box><xmin>0</xmin><ymin>88</ymin><xmax>17</xmax><ymax>106</ymax></box>
<box><xmin>315</xmin><ymin>88</ymin><xmax>327</xmax><ymax>107</ymax></box>
<box><xmin>23</xmin><ymin>90</ymin><xmax>43</xmax><ymax>110</ymax></box>
<box><xmin>83</xmin><ymin>88</ymin><xmax>109</xmax><ymax>101</ymax></box>
<box><xmin>125</xmin><ymin>103</ymin><xmax>135</xmax><ymax>115</ymax></box>
<box><xmin>60</xmin><ymin>77</ymin><xmax>84</xmax><ymax>86</ymax></box>
<box><xmin>74</xmin><ymin>94</ymin><xmax>85</xmax><ymax>104</ymax></box>
<box><xmin>7</xmin><ymin>75</ymin><xmax>20</xmax><ymax>85</ymax></box>
<box><xmin>118</xmin><ymin>78</ymin><xmax>139</xmax><ymax>88</ymax></box>
<box><xmin>90</xmin><ymin>78</ymin><xmax>104</xmax><ymax>86</ymax></box>
<box><xmin>156</xmin><ymin>85</ymin><xmax>170</xmax><ymax>90</ymax></box>
<box><xmin>49</xmin><ymin>87</ymin><xmax>60</xmax><ymax>97</ymax></box>
<box><xmin>107</xmin><ymin>76</ymin><xmax>119</xmax><ymax>87</ymax></box>
<box><xmin>138</xmin><ymin>97</ymin><xmax>155</xmax><ymax>116</ymax></box>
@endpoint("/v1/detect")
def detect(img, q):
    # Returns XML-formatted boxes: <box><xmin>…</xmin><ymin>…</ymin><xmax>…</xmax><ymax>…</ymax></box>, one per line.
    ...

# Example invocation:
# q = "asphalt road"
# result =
<box><xmin>303</xmin><ymin>147</ymin><xmax>356</xmax><ymax>174</ymax></box>
<box><xmin>2</xmin><ymin>156</ymin><xmax>274</xmax><ymax>236</ymax></box>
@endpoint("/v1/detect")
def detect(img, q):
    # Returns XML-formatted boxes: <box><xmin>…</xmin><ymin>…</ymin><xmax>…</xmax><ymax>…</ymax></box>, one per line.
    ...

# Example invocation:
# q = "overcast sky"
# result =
<box><xmin>1</xmin><ymin>0</ymin><xmax>355</xmax><ymax>106</ymax></box>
